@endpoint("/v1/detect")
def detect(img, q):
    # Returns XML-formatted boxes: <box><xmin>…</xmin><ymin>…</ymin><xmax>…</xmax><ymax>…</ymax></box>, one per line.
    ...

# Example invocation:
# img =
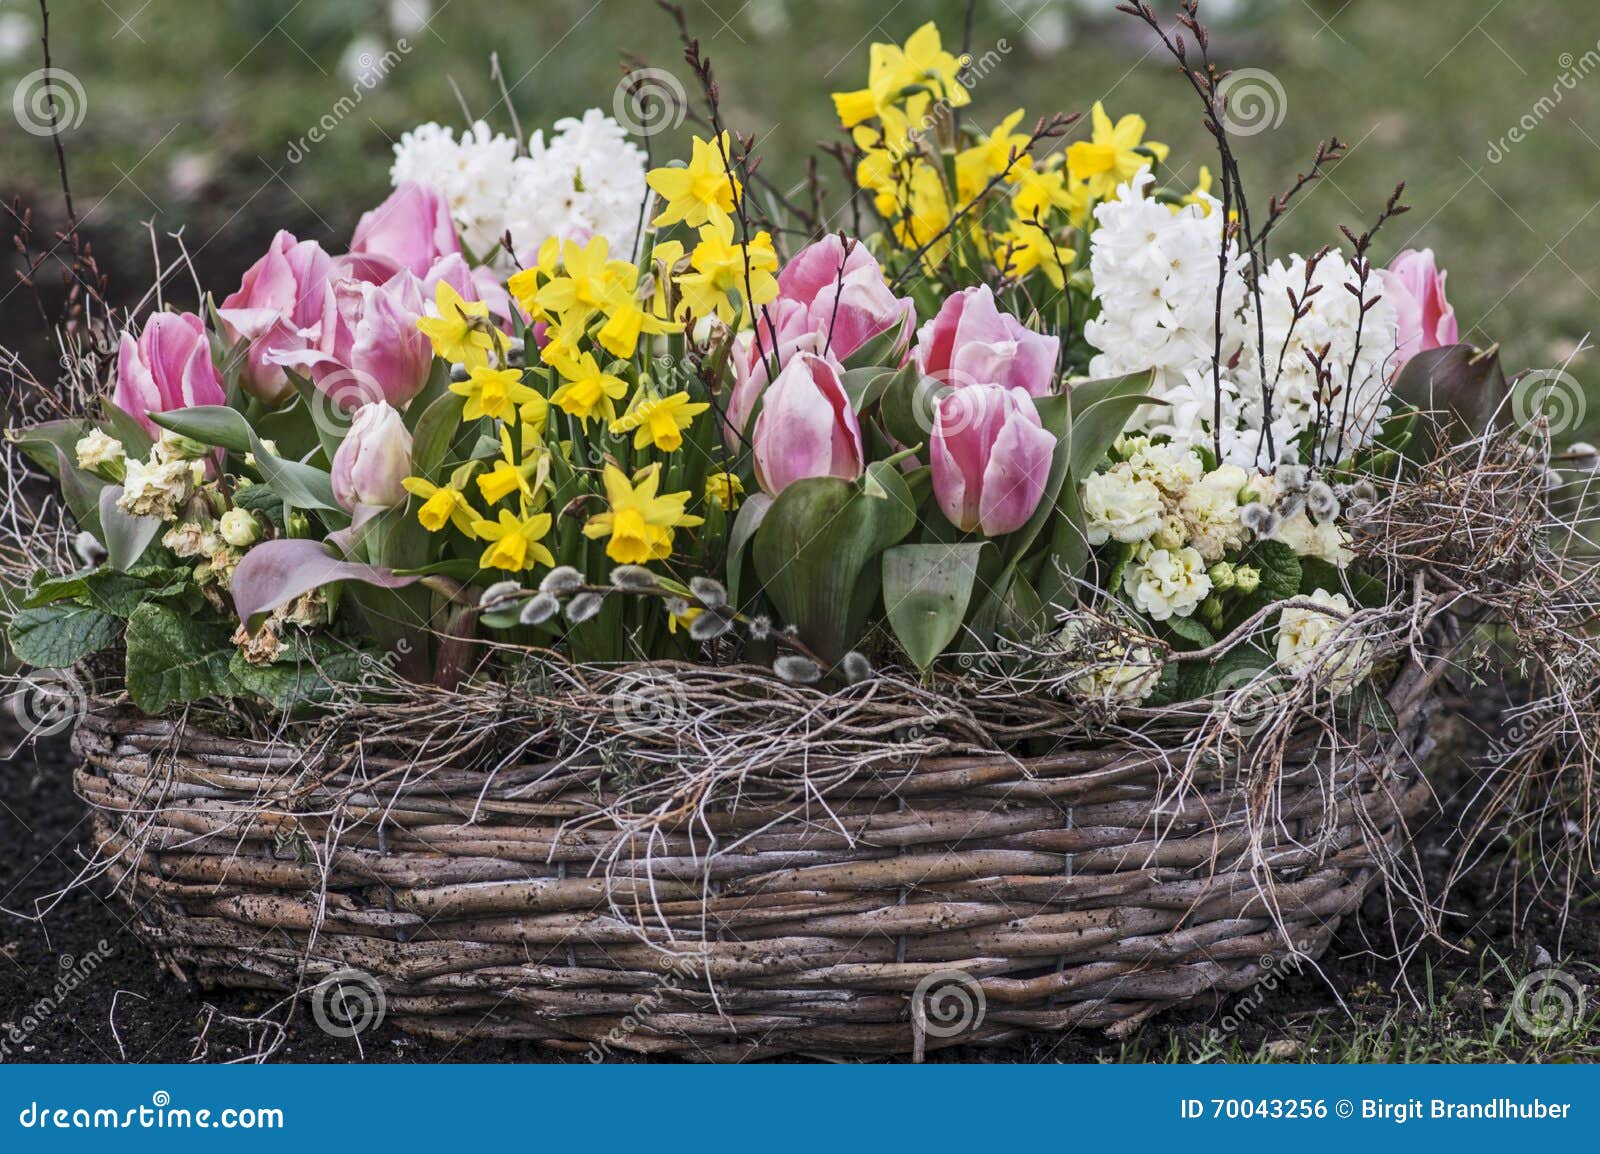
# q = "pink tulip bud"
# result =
<box><xmin>725</xmin><ymin>299</ymin><xmax>820</xmax><ymax>448</ymax></box>
<box><xmin>776</xmin><ymin>234</ymin><xmax>915</xmax><ymax>362</ymax></box>
<box><xmin>752</xmin><ymin>351</ymin><xmax>864</xmax><ymax>496</ymax></box>
<box><xmin>930</xmin><ymin>383</ymin><xmax>1056</xmax><ymax>536</ymax></box>
<box><xmin>914</xmin><ymin>285</ymin><xmax>1059</xmax><ymax>397</ymax></box>
<box><xmin>271</xmin><ymin>269</ymin><xmax>434</xmax><ymax>410</ymax></box>
<box><xmin>331</xmin><ymin>402</ymin><xmax>413</xmax><ymax>511</ymax></box>
<box><xmin>1380</xmin><ymin>248</ymin><xmax>1458</xmax><ymax>371</ymax></box>
<box><xmin>216</xmin><ymin>230</ymin><xmax>336</xmax><ymax>404</ymax></box>
<box><xmin>349</xmin><ymin>182</ymin><xmax>461</xmax><ymax>279</ymax></box>
<box><xmin>112</xmin><ymin>311</ymin><xmax>226</xmax><ymax>437</ymax></box>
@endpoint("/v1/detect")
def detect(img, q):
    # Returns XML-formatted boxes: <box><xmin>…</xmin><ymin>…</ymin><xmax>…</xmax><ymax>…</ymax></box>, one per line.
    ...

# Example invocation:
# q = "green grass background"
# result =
<box><xmin>3</xmin><ymin>0</ymin><xmax>1598</xmax><ymax>419</ymax></box>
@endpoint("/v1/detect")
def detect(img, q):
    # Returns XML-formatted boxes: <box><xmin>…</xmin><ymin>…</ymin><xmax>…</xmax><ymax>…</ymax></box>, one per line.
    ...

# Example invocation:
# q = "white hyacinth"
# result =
<box><xmin>391</xmin><ymin>110</ymin><xmax>647</xmax><ymax>269</ymax></box>
<box><xmin>1084</xmin><ymin>170</ymin><xmax>1401</xmax><ymax>470</ymax></box>
<box><xmin>1084</xmin><ymin>169</ymin><xmax>1250</xmax><ymax>457</ymax></box>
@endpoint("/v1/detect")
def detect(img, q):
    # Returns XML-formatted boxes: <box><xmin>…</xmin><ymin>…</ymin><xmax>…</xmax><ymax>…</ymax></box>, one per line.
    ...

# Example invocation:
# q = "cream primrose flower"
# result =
<box><xmin>1179</xmin><ymin>464</ymin><xmax>1252</xmax><ymax>562</ymax></box>
<box><xmin>161</xmin><ymin>520</ymin><xmax>210</xmax><ymax>558</ymax></box>
<box><xmin>1083</xmin><ymin>466</ymin><xmax>1164</xmax><ymax>545</ymax></box>
<box><xmin>232</xmin><ymin>621</ymin><xmax>286</xmax><ymax>666</ymax></box>
<box><xmin>1055</xmin><ymin>618</ymin><xmax>1161</xmax><ymax>703</ymax></box>
<box><xmin>1276</xmin><ymin>587</ymin><xmax>1371</xmax><ymax>692</ymax></box>
<box><xmin>1121</xmin><ymin>437</ymin><xmax>1203</xmax><ymax>500</ymax></box>
<box><xmin>74</xmin><ymin>429</ymin><xmax>125</xmax><ymax>476</ymax></box>
<box><xmin>1273</xmin><ymin>510</ymin><xmax>1354</xmax><ymax>568</ymax></box>
<box><xmin>278</xmin><ymin>589</ymin><xmax>329</xmax><ymax>629</ymax></box>
<box><xmin>1150</xmin><ymin>514</ymin><xmax>1188</xmax><ymax>551</ymax></box>
<box><xmin>119</xmin><ymin>455</ymin><xmax>196</xmax><ymax>521</ymax></box>
<box><xmin>219</xmin><ymin>509</ymin><xmax>262</xmax><ymax>548</ymax></box>
<box><xmin>1123</xmin><ymin>542</ymin><xmax>1212</xmax><ymax>621</ymax></box>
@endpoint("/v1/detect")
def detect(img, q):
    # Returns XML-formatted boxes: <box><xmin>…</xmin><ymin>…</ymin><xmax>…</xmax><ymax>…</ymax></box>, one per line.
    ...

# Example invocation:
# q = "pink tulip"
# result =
<box><xmin>216</xmin><ymin>230</ymin><xmax>336</xmax><ymax>404</ymax></box>
<box><xmin>331</xmin><ymin>402</ymin><xmax>412</xmax><ymax>511</ymax></box>
<box><xmin>751</xmin><ymin>351</ymin><xmax>864</xmax><ymax>496</ymax></box>
<box><xmin>349</xmin><ymin>182</ymin><xmax>460</xmax><ymax>279</ymax></box>
<box><xmin>271</xmin><ymin>270</ymin><xmax>434</xmax><ymax>411</ymax></box>
<box><xmin>914</xmin><ymin>285</ymin><xmax>1059</xmax><ymax>397</ymax></box>
<box><xmin>1380</xmin><ymin>248</ymin><xmax>1458</xmax><ymax>371</ymax></box>
<box><xmin>112</xmin><ymin>311</ymin><xmax>226</xmax><ymax>437</ymax></box>
<box><xmin>930</xmin><ymin>383</ymin><xmax>1055</xmax><ymax>536</ymax></box>
<box><xmin>776</xmin><ymin>235</ymin><xmax>915</xmax><ymax>362</ymax></box>
<box><xmin>725</xmin><ymin>299</ymin><xmax>823</xmax><ymax>447</ymax></box>
<box><xmin>725</xmin><ymin>240</ymin><xmax>914</xmax><ymax>450</ymax></box>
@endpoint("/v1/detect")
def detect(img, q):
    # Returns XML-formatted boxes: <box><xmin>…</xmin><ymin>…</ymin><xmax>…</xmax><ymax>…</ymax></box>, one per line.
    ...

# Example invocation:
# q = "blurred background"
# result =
<box><xmin>2</xmin><ymin>0</ymin><xmax>1598</xmax><ymax>429</ymax></box>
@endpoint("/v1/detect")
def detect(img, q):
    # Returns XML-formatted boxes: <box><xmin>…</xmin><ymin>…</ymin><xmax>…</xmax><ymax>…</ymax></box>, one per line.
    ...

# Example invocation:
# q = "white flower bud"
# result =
<box><xmin>218</xmin><ymin>509</ymin><xmax>262</xmax><ymax>548</ymax></box>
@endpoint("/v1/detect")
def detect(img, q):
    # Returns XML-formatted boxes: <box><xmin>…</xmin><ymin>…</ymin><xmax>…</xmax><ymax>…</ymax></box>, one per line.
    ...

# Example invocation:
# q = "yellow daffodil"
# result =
<box><xmin>417</xmin><ymin>281</ymin><xmax>499</xmax><ymax>368</ymax></box>
<box><xmin>537</xmin><ymin>313</ymin><xmax>588</xmax><ymax>368</ymax></box>
<box><xmin>704</xmin><ymin>470</ymin><xmax>744</xmax><ymax>511</ymax></box>
<box><xmin>667</xmin><ymin>604</ymin><xmax>703</xmax><ymax>635</ymax></box>
<box><xmin>507</xmin><ymin>236</ymin><xmax>563</xmax><ymax>318</ymax></box>
<box><xmin>520</xmin><ymin>390</ymin><xmax>550</xmax><ymax>438</ymax></box>
<box><xmin>534</xmin><ymin>236</ymin><xmax>637</xmax><ymax>329</ymax></box>
<box><xmin>475</xmin><ymin>427</ymin><xmax>547</xmax><ymax>506</ymax></box>
<box><xmin>998</xmin><ymin>221</ymin><xmax>1071</xmax><ymax>290</ymax></box>
<box><xmin>956</xmin><ymin>108</ymin><xmax>1032</xmax><ymax>202</ymax></box>
<box><xmin>583</xmin><ymin>463</ymin><xmax>704</xmax><ymax>564</ymax></box>
<box><xmin>831</xmin><ymin>22</ymin><xmax>969</xmax><ymax>153</ymax></box>
<box><xmin>547</xmin><ymin>351</ymin><xmax>630</xmax><ymax>426</ymax></box>
<box><xmin>1066</xmin><ymin>101</ymin><xmax>1169</xmax><ymax>202</ymax></box>
<box><xmin>886</xmin><ymin>161</ymin><xmax>953</xmax><ymax>264</ymax></box>
<box><xmin>647</xmin><ymin>239</ymin><xmax>686</xmax><ymax>318</ymax></box>
<box><xmin>1011</xmin><ymin>163</ymin><xmax>1089</xmax><ymax>227</ymax></box>
<box><xmin>473</xmin><ymin>508</ymin><xmax>555</xmax><ymax>572</ymax></box>
<box><xmin>609</xmin><ymin>390</ymin><xmax>710</xmax><ymax>453</ymax></box>
<box><xmin>596</xmin><ymin>280</ymin><xmax>683</xmax><ymax>360</ymax></box>
<box><xmin>675</xmin><ymin>220</ymin><xmax>779</xmax><ymax>327</ymax></box>
<box><xmin>647</xmin><ymin>133</ymin><xmax>741</xmax><ymax>232</ymax></box>
<box><xmin>1177</xmin><ymin>165</ymin><xmax>1215</xmax><ymax>215</ymax></box>
<box><xmin>451</xmin><ymin>366</ymin><xmax>538</xmax><ymax>422</ymax></box>
<box><xmin>402</xmin><ymin>476</ymin><xmax>481</xmax><ymax>537</ymax></box>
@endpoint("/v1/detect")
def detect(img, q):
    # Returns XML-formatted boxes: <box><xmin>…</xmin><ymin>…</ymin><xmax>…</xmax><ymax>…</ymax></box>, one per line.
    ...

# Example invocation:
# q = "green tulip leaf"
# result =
<box><xmin>752</xmin><ymin>462</ymin><xmax>918</xmax><ymax>665</ymax></box>
<box><xmin>882</xmin><ymin>542</ymin><xmax>986</xmax><ymax>670</ymax></box>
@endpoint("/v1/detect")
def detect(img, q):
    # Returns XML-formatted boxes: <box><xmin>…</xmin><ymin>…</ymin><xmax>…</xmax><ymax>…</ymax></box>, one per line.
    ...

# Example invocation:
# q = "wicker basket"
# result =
<box><xmin>71</xmin><ymin>658</ymin><xmax>1440</xmax><ymax>1061</ymax></box>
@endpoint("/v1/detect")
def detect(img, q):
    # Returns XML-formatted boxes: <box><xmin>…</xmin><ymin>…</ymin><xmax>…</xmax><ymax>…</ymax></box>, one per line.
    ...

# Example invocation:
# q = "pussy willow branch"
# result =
<box><xmin>37</xmin><ymin>0</ymin><xmax>75</xmax><ymax>228</ymax></box>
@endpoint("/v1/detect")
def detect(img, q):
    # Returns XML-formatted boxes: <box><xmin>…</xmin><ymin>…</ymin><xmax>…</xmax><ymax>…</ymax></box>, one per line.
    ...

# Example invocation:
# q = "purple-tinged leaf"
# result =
<box><xmin>232</xmin><ymin>537</ymin><xmax>416</xmax><ymax>626</ymax></box>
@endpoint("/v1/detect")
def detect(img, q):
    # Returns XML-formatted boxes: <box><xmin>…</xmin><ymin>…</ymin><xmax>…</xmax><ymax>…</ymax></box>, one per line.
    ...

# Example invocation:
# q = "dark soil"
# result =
<box><xmin>2</xmin><ymin>690</ymin><xmax>1595</xmax><ymax>1064</ymax></box>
